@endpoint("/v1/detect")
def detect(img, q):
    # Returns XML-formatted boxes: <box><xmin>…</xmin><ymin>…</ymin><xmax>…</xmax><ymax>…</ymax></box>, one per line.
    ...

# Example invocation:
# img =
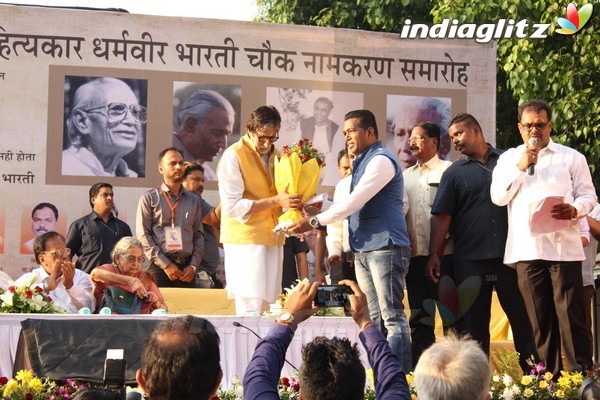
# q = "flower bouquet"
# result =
<box><xmin>274</xmin><ymin>138</ymin><xmax>325</xmax><ymax>229</ymax></box>
<box><xmin>0</xmin><ymin>276</ymin><xmax>65</xmax><ymax>314</ymax></box>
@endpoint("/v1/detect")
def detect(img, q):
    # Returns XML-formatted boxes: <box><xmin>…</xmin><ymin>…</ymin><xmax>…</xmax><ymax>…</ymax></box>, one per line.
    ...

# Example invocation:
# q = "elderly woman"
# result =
<box><xmin>91</xmin><ymin>236</ymin><xmax>166</xmax><ymax>313</ymax></box>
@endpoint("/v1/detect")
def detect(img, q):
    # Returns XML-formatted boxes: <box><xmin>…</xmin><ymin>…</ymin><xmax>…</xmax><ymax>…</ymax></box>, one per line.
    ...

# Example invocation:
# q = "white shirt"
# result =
<box><xmin>490</xmin><ymin>139</ymin><xmax>597</xmax><ymax>265</ymax></box>
<box><xmin>217</xmin><ymin>146</ymin><xmax>256</xmax><ymax>225</ymax></box>
<box><xmin>318</xmin><ymin>154</ymin><xmax>399</xmax><ymax>226</ymax></box>
<box><xmin>15</xmin><ymin>267</ymin><xmax>95</xmax><ymax>313</ymax></box>
<box><xmin>403</xmin><ymin>154</ymin><xmax>453</xmax><ymax>256</ymax></box>
<box><xmin>326</xmin><ymin>175</ymin><xmax>352</xmax><ymax>257</ymax></box>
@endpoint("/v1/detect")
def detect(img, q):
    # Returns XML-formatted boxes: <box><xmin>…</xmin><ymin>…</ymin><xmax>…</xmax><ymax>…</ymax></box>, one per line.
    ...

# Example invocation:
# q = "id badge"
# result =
<box><xmin>165</xmin><ymin>226</ymin><xmax>183</xmax><ymax>251</ymax></box>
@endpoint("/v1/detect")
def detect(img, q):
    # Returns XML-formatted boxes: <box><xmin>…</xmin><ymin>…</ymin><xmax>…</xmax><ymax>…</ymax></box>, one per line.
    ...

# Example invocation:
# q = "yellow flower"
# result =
<box><xmin>521</xmin><ymin>375</ymin><xmax>532</xmax><ymax>385</ymax></box>
<box><xmin>539</xmin><ymin>380</ymin><xmax>548</xmax><ymax>389</ymax></box>
<box><xmin>406</xmin><ymin>372</ymin><xmax>414</xmax><ymax>385</ymax></box>
<box><xmin>555</xmin><ymin>389</ymin><xmax>565</xmax><ymax>398</ymax></box>
<box><xmin>16</xmin><ymin>369</ymin><xmax>34</xmax><ymax>383</ymax></box>
<box><xmin>544</xmin><ymin>372</ymin><xmax>553</xmax><ymax>381</ymax></box>
<box><xmin>523</xmin><ymin>388</ymin><xmax>534</xmax><ymax>397</ymax></box>
<box><xmin>411</xmin><ymin>395</ymin><xmax>417</xmax><ymax>400</ymax></box>
<box><xmin>571</xmin><ymin>372</ymin><xmax>583</xmax><ymax>386</ymax></box>
<box><xmin>28</xmin><ymin>377</ymin><xmax>43</xmax><ymax>393</ymax></box>
<box><xmin>2</xmin><ymin>379</ymin><xmax>18</xmax><ymax>397</ymax></box>
<box><xmin>557</xmin><ymin>375</ymin><xmax>572</xmax><ymax>389</ymax></box>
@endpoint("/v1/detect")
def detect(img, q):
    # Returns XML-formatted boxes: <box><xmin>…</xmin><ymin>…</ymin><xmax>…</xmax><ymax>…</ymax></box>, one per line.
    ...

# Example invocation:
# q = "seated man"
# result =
<box><xmin>136</xmin><ymin>315</ymin><xmax>222</xmax><ymax>400</ymax></box>
<box><xmin>15</xmin><ymin>231</ymin><xmax>95</xmax><ymax>313</ymax></box>
<box><xmin>413</xmin><ymin>333</ymin><xmax>492</xmax><ymax>400</ymax></box>
<box><xmin>243</xmin><ymin>280</ymin><xmax>410</xmax><ymax>400</ymax></box>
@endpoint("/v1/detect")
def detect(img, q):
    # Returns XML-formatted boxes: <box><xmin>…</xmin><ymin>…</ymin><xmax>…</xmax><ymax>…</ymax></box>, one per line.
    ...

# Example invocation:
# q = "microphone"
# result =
<box><xmin>233</xmin><ymin>321</ymin><xmax>298</xmax><ymax>370</ymax></box>
<box><xmin>527</xmin><ymin>137</ymin><xmax>539</xmax><ymax>176</ymax></box>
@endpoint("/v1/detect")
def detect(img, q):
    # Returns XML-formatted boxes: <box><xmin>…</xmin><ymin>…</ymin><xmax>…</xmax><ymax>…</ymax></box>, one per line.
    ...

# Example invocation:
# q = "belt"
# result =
<box><xmin>168</xmin><ymin>255</ymin><xmax>191</xmax><ymax>266</ymax></box>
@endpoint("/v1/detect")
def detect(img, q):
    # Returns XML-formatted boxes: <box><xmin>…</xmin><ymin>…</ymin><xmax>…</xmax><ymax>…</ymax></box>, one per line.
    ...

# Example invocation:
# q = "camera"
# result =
<box><xmin>314</xmin><ymin>285</ymin><xmax>354</xmax><ymax>308</ymax></box>
<box><xmin>103</xmin><ymin>349</ymin><xmax>127</xmax><ymax>400</ymax></box>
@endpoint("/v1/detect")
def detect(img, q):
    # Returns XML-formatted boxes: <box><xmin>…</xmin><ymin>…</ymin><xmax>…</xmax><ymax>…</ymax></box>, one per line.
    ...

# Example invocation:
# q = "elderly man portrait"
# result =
<box><xmin>173</xmin><ymin>89</ymin><xmax>235</xmax><ymax>181</ymax></box>
<box><xmin>62</xmin><ymin>77</ymin><xmax>147</xmax><ymax>177</ymax></box>
<box><xmin>21</xmin><ymin>202</ymin><xmax>59</xmax><ymax>254</ymax></box>
<box><xmin>66</xmin><ymin>183</ymin><xmax>132</xmax><ymax>274</ymax></box>
<box><xmin>294</xmin><ymin>97</ymin><xmax>345</xmax><ymax>186</ymax></box>
<box><xmin>388</xmin><ymin>96</ymin><xmax>452</xmax><ymax>171</ymax></box>
<box><xmin>15</xmin><ymin>231</ymin><xmax>95</xmax><ymax>313</ymax></box>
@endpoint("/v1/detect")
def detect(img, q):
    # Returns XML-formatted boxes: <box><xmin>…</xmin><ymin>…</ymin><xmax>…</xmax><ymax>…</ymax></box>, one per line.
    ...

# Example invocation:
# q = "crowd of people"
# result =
<box><xmin>5</xmin><ymin>98</ymin><xmax>599</xmax><ymax>399</ymax></box>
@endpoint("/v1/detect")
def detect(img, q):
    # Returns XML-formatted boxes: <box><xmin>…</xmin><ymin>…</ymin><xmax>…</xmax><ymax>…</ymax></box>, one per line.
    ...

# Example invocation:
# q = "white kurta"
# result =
<box><xmin>217</xmin><ymin>145</ymin><xmax>283</xmax><ymax>308</ymax></box>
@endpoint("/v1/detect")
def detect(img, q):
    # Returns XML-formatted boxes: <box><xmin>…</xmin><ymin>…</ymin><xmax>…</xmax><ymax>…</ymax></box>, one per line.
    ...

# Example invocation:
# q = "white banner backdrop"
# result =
<box><xmin>0</xmin><ymin>4</ymin><xmax>497</xmax><ymax>278</ymax></box>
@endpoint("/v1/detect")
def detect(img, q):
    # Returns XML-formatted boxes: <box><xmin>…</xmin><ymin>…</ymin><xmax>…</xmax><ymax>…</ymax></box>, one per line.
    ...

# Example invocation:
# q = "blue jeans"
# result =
<box><xmin>354</xmin><ymin>245</ymin><xmax>412</xmax><ymax>372</ymax></box>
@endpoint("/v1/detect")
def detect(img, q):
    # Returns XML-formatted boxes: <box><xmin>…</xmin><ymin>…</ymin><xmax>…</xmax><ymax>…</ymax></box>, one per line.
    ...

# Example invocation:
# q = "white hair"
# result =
<box><xmin>414</xmin><ymin>333</ymin><xmax>491</xmax><ymax>400</ymax></box>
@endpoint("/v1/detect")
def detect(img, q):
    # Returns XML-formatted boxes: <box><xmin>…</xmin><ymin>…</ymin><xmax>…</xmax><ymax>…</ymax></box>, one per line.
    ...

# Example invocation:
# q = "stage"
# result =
<box><xmin>0</xmin><ymin>314</ymin><xmax>365</xmax><ymax>387</ymax></box>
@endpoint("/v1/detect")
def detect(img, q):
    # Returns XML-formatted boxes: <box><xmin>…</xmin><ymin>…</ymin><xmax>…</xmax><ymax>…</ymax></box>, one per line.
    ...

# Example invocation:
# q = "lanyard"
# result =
<box><xmin>162</xmin><ymin>191</ymin><xmax>181</xmax><ymax>227</ymax></box>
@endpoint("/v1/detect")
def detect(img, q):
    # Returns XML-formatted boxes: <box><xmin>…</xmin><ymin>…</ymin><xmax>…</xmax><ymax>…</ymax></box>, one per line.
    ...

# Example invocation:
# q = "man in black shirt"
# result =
<box><xmin>66</xmin><ymin>183</ymin><xmax>132</xmax><ymax>273</ymax></box>
<box><xmin>426</xmin><ymin>113</ymin><xmax>535</xmax><ymax>372</ymax></box>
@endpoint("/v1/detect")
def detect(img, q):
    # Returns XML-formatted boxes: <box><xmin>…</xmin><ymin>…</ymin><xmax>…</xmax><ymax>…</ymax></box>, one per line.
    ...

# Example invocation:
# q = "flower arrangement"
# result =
<box><xmin>0</xmin><ymin>277</ymin><xmax>65</xmax><ymax>314</ymax></box>
<box><xmin>0</xmin><ymin>369</ymin><xmax>88</xmax><ymax>399</ymax></box>
<box><xmin>274</xmin><ymin>138</ymin><xmax>325</xmax><ymax>227</ymax></box>
<box><xmin>264</xmin><ymin>279</ymin><xmax>345</xmax><ymax>317</ymax></box>
<box><xmin>281</xmin><ymin>139</ymin><xmax>326</xmax><ymax>167</ymax></box>
<box><xmin>490</xmin><ymin>353</ymin><xmax>585</xmax><ymax>400</ymax></box>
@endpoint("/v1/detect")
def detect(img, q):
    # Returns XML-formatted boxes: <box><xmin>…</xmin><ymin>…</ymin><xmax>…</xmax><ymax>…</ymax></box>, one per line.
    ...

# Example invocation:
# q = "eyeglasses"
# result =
<box><xmin>43</xmin><ymin>248</ymin><xmax>71</xmax><ymax>257</ymax></box>
<box><xmin>82</xmin><ymin>102</ymin><xmax>148</xmax><ymax>124</ymax></box>
<box><xmin>254</xmin><ymin>133</ymin><xmax>279</xmax><ymax>143</ymax></box>
<box><xmin>521</xmin><ymin>122</ymin><xmax>549</xmax><ymax>131</ymax></box>
<box><xmin>124</xmin><ymin>255</ymin><xmax>146</xmax><ymax>264</ymax></box>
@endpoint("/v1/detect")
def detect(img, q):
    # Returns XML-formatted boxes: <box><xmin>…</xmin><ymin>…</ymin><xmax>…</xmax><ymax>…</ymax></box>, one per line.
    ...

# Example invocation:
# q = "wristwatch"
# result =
<box><xmin>309</xmin><ymin>216</ymin><xmax>321</xmax><ymax>229</ymax></box>
<box><xmin>277</xmin><ymin>311</ymin><xmax>295</xmax><ymax>325</ymax></box>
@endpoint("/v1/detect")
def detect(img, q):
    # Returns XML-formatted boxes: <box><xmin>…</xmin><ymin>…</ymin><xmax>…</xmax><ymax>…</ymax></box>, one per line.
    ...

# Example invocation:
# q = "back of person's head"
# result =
<box><xmin>344</xmin><ymin>109</ymin><xmax>379</xmax><ymax>138</ymax></box>
<box><xmin>137</xmin><ymin>315</ymin><xmax>221</xmax><ymax>400</ymax></box>
<box><xmin>298</xmin><ymin>336</ymin><xmax>365</xmax><ymax>400</ymax></box>
<box><xmin>246</xmin><ymin>105</ymin><xmax>281</xmax><ymax>134</ymax></box>
<box><xmin>414</xmin><ymin>332</ymin><xmax>491</xmax><ymax>400</ymax></box>
<box><xmin>72</xmin><ymin>387</ymin><xmax>122</xmax><ymax>400</ymax></box>
<box><xmin>33</xmin><ymin>231</ymin><xmax>65</xmax><ymax>264</ymax></box>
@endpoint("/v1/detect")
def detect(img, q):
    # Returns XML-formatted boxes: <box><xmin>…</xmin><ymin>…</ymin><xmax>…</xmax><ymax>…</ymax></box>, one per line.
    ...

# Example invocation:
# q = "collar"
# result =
<box><xmin>458</xmin><ymin>144</ymin><xmax>502</xmax><ymax>165</ymax></box>
<box><xmin>415</xmin><ymin>154</ymin><xmax>442</xmax><ymax>170</ymax></box>
<box><xmin>160</xmin><ymin>182</ymin><xmax>185</xmax><ymax>198</ymax></box>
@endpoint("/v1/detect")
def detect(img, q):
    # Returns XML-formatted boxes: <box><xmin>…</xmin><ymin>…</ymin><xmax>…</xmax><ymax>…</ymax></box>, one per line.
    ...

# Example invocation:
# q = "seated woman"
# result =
<box><xmin>91</xmin><ymin>236</ymin><xmax>167</xmax><ymax>314</ymax></box>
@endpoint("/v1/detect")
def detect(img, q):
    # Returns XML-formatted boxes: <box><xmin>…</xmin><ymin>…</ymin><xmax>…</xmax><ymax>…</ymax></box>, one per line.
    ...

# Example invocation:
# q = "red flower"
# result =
<box><xmin>283</xmin><ymin>145</ymin><xmax>289</xmax><ymax>151</ymax></box>
<box><xmin>0</xmin><ymin>376</ymin><xmax>8</xmax><ymax>385</ymax></box>
<box><xmin>8</xmin><ymin>286</ymin><xmax>15</xmax><ymax>293</ymax></box>
<box><xmin>317</xmin><ymin>158</ymin><xmax>324</xmax><ymax>166</ymax></box>
<box><xmin>24</xmin><ymin>290</ymin><xmax>33</xmax><ymax>298</ymax></box>
<box><xmin>25</xmin><ymin>393</ymin><xmax>33</xmax><ymax>400</ymax></box>
<box><xmin>311</xmin><ymin>147</ymin><xmax>317</xmax><ymax>152</ymax></box>
<box><xmin>301</xmin><ymin>153</ymin><xmax>309</xmax><ymax>160</ymax></box>
<box><xmin>34</xmin><ymin>286</ymin><xmax>44</xmax><ymax>293</ymax></box>
<box><xmin>47</xmin><ymin>296</ymin><xmax>53</xmax><ymax>302</ymax></box>
<box><xmin>298</xmin><ymin>139</ymin><xmax>304</xmax><ymax>146</ymax></box>
<box><xmin>281</xmin><ymin>376</ymin><xmax>290</xmax><ymax>387</ymax></box>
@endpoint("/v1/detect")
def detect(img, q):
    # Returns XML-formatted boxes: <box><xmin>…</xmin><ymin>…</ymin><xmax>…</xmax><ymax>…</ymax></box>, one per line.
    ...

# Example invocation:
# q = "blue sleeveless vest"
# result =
<box><xmin>349</xmin><ymin>142</ymin><xmax>409</xmax><ymax>251</ymax></box>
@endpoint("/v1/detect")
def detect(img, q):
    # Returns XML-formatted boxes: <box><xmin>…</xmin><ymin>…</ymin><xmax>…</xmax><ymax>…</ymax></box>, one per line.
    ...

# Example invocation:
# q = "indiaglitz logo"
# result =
<box><xmin>556</xmin><ymin>3</ymin><xmax>594</xmax><ymax>34</ymax></box>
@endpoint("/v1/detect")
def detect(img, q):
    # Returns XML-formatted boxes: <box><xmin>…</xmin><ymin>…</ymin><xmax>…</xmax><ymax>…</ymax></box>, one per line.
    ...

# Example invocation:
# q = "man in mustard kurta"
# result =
<box><xmin>217</xmin><ymin>106</ymin><xmax>303</xmax><ymax>315</ymax></box>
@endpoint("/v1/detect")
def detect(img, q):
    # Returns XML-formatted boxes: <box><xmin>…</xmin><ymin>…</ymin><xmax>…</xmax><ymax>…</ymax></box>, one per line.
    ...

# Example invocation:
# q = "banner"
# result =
<box><xmin>0</xmin><ymin>5</ymin><xmax>497</xmax><ymax>278</ymax></box>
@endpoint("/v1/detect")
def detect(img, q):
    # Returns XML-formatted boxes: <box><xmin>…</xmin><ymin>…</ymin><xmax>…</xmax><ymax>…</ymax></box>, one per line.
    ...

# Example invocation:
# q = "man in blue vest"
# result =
<box><xmin>290</xmin><ymin>109</ymin><xmax>412</xmax><ymax>371</ymax></box>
